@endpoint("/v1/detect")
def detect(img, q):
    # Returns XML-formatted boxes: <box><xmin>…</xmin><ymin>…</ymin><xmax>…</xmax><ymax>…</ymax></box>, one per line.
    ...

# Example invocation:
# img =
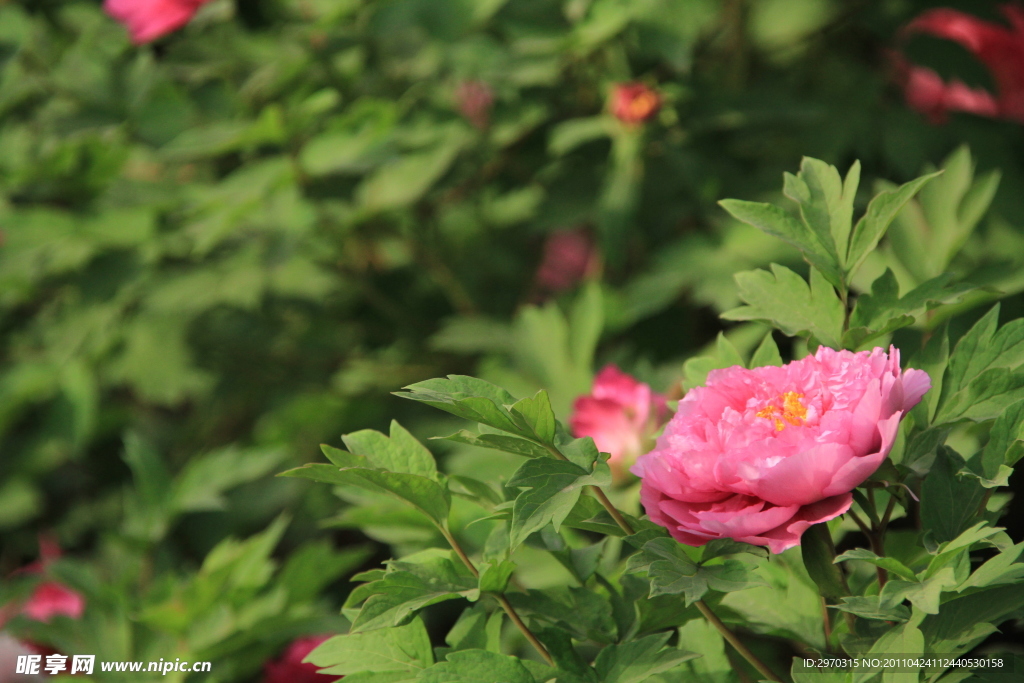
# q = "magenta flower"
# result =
<box><xmin>610</xmin><ymin>83</ymin><xmax>662</xmax><ymax>125</ymax></box>
<box><xmin>263</xmin><ymin>636</ymin><xmax>339</xmax><ymax>683</ymax></box>
<box><xmin>104</xmin><ymin>0</ymin><xmax>212</xmax><ymax>44</ymax></box>
<box><xmin>570</xmin><ymin>366</ymin><xmax>669</xmax><ymax>484</ymax></box>
<box><xmin>20</xmin><ymin>583</ymin><xmax>85</xmax><ymax>623</ymax></box>
<box><xmin>454</xmin><ymin>81</ymin><xmax>495</xmax><ymax>130</ymax></box>
<box><xmin>534</xmin><ymin>228</ymin><xmax>600</xmax><ymax>294</ymax></box>
<box><xmin>894</xmin><ymin>3</ymin><xmax>1024</xmax><ymax>123</ymax></box>
<box><xmin>632</xmin><ymin>346</ymin><xmax>929</xmax><ymax>554</ymax></box>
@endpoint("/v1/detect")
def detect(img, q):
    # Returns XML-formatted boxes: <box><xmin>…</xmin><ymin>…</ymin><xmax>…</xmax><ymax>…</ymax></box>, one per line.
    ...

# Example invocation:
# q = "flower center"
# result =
<box><xmin>627</xmin><ymin>92</ymin><xmax>659</xmax><ymax>119</ymax></box>
<box><xmin>755</xmin><ymin>391</ymin><xmax>807</xmax><ymax>431</ymax></box>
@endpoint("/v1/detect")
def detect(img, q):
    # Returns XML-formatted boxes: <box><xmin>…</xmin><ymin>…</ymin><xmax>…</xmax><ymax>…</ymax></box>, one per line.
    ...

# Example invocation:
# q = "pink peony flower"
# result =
<box><xmin>263</xmin><ymin>636</ymin><xmax>339</xmax><ymax>683</ymax></box>
<box><xmin>894</xmin><ymin>3</ymin><xmax>1024</xmax><ymax>123</ymax></box>
<box><xmin>534</xmin><ymin>228</ymin><xmax>600</xmax><ymax>294</ymax></box>
<box><xmin>610</xmin><ymin>83</ymin><xmax>661</xmax><ymax>125</ymax></box>
<box><xmin>632</xmin><ymin>346</ymin><xmax>930</xmax><ymax>554</ymax></box>
<box><xmin>570</xmin><ymin>366</ymin><xmax>669</xmax><ymax>483</ymax></box>
<box><xmin>104</xmin><ymin>0</ymin><xmax>212</xmax><ymax>44</ymax></box>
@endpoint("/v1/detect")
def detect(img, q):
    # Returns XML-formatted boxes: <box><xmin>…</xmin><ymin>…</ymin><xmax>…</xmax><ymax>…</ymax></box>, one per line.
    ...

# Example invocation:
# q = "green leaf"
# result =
<box><xmin>435</xmin><ymin>430</ymin><xmax>550</xmax><ymax>458</ymax></box>
<box><xmin>357</xmin><ymin>127</ymin><xmax>467</xmax><ymax>211</ymax></box>
<box><xmin>569</xmin><ymin>282</ymin><xmax>604</xmax><ymax>370</ymax></box>
<box><xmin>846</xmin><ymin>171</ymin><xmax>941</xmax><ymax>279</ymax></box>
<box><xmin>845</xmin><ymin>271</ymin><xmax>974</xmax><ymax>349</ymax></box>
<box><xmin>749</xmin><ymin>332</ymin><xmax>783</xmax><ymax>367</ymax></box>
<box><xmin>627</xmin><ymin>538</ymin><xmax>761</xmax><ymax>606</ymax></box>
<box><xmin>348</xmin><ymin>556</ymin><xmax>478</xmax><ymax>632</ymax></box>
<box><xmin>343</xmin><ymin>421</ymin><xmax>439</xmax><ymax>478</ymax></box>
<box><xmin>171</xmin><ymin>446</ymin><xmax>286</xmax><ymax>513</ymax></box>
<box><xmin>835</xmin><ymin>596</ymin><xmax>911</xmax><ymax>622</ymax></box>
<box><xmin>508</xmin><ymin>390</ymin><xmax>557</xmax><ymax>445</ymax></box>
<box><xmin>277</xmin><ymin>540</ymin><xmax>373</xmax><ymax>603</ymax></box>
<box><xmin>281</xmin><ymin>466</ymin><xmax>451</xmax><ymax>527</ymax></box>
<box><xmin>966</xmin><ymin>399</ymin><xmax>1024</xmax><ymax>486</ymax></box>
<box><xmin>507</xmin><ymin>458</ymin><xmax>608</xmax><ymax>548</ymax></box>
<box><xmin>936</xmin><ymin>306</ymin><xmax>1024</xmax><ymax>423</ymax></box>
<box><xmin>307</xmin><ymin>619</ymin><xmax>434</xmax><ymax>680</ymax></box>
<box><xmin>478</xmin><ymin>560</ymin><xmax>516</xmax><ymax>593</ymax></box>
<box><xmin>879</xmin><ymin>568</ymin><xmax>957</xmax><ymax>614</ymax></box>
<box><xmin>683</xmin><ymin>332</ymin><xmax>746</xmax><ymax>390</ymax></box>
<box><xmin>445</xmin><ymin>607</ymin><xmax>504</xmax><ymax>653</ymax></box>
<box><xmin>920</xmin><ymin>448</ymin><xmax>986</xmax><ymax>544</ymax></box>
<box><xmin>866</xmin><ymin>616</ymin><xmax>926</xmax><ymax>683</ymax></box>
<box><xmin>418</xmin><ymin>650</ymin><xmax>534</xmax><ymax>683</ymax></box>
<box><xmin>548</xmin><ymin>116</ymin><xmax>613</xmax><ymax>156</ymax></box>
<box><xmin>718</xmin><ymin>199</ymin><xmax>844</xmax><ymax>289</ymax></box>
<box><xmin>594</xmin><ymin>632</ymin><xmax>698</xmax><ymax>683</ymax></box>
<box><xmin>397</xmin><ymin>376</ymin><xmax>523</xmax><ymax>436</ymax></box>
<box><xmin>957</xmin><ymin>542</ymin><xmax>1024</xmax><ymax>591</ymax></box>
<box><xmin>724</xmin><ymin>264</ymin><xmax>844</xmax><ymax>348</ymax></box>
<box><xmin>561</xmin><ymin>495</ymin><xmax>652</xmax><ymax>537</ymax></box>
<box><xmin>447</xmin><ymin>475</ymin><xmax>504</xmax><ymax>507</ymax></box>
<box><xmin>800</xmin><ymin>523</ymin><xmax>849</xmax><ymax>599</ymax></box>
<box><xmin>834</xmin><ymin>548</ymin><xmax>918</xmax><ymax>582</ymax></box>
<box><xmin>782</xmin><ymin>157</ymin><xmax>855</xmax><ymax>267</ymax></box>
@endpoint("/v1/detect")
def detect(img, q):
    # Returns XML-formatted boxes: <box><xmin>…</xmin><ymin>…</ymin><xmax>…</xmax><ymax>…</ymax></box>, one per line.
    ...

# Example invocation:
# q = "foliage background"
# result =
<box><xmin>1</xmin><ymin>0</ymin><xmax>1023</xmax><ymax>679</ymax></box>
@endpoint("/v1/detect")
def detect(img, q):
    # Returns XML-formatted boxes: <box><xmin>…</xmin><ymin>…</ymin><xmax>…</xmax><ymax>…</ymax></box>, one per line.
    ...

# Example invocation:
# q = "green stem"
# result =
<box><xmin>440</xmin><ymin>528</ymin><xmax>554</xmax><ymax>666</ymax></box>
<box><xmin>543</xmin><ymin>441</ymin><xmax>781</xmax><ymax>682</ymax></box>
<box><xmin>696</xmin><ymin>600</ymin><xmax>783</xmax><ymax>682</ymax></box>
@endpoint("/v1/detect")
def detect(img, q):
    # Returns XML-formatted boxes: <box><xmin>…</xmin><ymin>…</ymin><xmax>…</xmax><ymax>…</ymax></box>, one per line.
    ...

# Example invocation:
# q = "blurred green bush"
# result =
<box><xmin>2</xmin><ymin>0</ymin><xmax>1024</xmax><ymax>678</ymax></box>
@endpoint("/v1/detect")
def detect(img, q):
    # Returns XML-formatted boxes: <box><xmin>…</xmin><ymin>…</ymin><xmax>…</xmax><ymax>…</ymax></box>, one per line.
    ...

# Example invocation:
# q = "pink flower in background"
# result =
<box><xmin>21</xmin><ymin>583</ymin><xmax>85</xmax><ymax>623</ymax></box>
<box><xmin>263</xmin><ymin>636</ymin><xmax>339</xmax><ymax>683</ymax></box>
<box><xmin>611</xmin><ymin>83</ymin><xmax>661</xmax><ymax>125</ymax></box>
<box><xmin>633</xmin><ymin>346</ymin><xmax>929</xmax><ymax>554</ymax></box>
<box><xmin>104</xmin><ymin>0</ymin><xmax>212</xmax><ymax>44</ymax></box>
<box><xmin>455</xmin><ymin>81</ymin><xmax>494</xmax><ymax>129</ymax></box>
<box><xmin>895</xmin><ymin>3</ymin><xmax>1024</xmax><ymax>123</ymax></box>
<box><xmin>570</xmin><ymin>366</ymin><xmax>668</xmax><ymax>483</ymax></box>
<box><xmin>535</xmin><ymin>228</ymin><xmax>600</xmax><ymax>294</ymax></box>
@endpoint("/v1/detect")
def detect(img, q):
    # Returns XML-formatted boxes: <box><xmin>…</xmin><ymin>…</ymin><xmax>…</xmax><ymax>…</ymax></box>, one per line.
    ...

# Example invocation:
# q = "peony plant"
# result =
<box><xmin>285</xmin><ymin>156</ymin><xmax>1024</xmax><ymax>683</ymax></box>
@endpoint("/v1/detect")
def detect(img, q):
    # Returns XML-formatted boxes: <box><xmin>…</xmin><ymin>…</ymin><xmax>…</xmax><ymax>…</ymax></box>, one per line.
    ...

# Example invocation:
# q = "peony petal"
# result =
<box><xmin>747</xmin><ymin>442</ymin><xmax>856</xmax><ymax>507</ymax></box>
<box><xmin>900</xmin><ymin>369</ymin><xmax>932</xmax><ymax>411</ymax></box>
<box><xmin>821</xmin><ymin>414</ymin><xmax>900</xmax><ymax>498</ymax></box>
<box><xmin>738</xmin><ymin>493</ymin><xmax>853</xmax><ymax>554</ymax></box>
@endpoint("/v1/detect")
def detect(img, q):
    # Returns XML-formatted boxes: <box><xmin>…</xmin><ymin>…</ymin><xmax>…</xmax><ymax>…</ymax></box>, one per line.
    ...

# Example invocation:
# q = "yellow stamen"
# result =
<box><xmin>756</xmin><ymin>392</ymin><xmax>807</xmax><ymax>431</ymax></box>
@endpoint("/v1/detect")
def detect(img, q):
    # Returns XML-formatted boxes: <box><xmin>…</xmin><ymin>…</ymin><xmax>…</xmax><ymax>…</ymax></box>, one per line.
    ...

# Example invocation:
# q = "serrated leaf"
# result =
<box><xmin>683</xmin><ymin>332</ymin><xmax>746</xmax><ymax>389</ymax></box>
<box><xmin>627</xmin><ymin>538</ymin><xmax>761</xmax><ymax>606</ymax></box>
<box><xmin>417</xmin><ymin>650</ymin><xmax>534</xmax><ymax>683</ymax></box>
<box><xmin>836</xmin><ymin>596</ymin><xmax>911</xmax><ymax>622</ymax></box>
<box><xmin>435</xmin><ymin>430</ymin><xmax>550</xmax><ymax>458</ymax></box>
<box><xmin>348</xmin><ymin>556</ymin><xmax>478</xmax><ymax>632</ymax></box>
<box><xmin>508</xmin><ymin>390</ymin><xmax>557</xmax><ymax>445</ymax></box>
<box><xmin>282</xmin><ymin>465</ymin><xmax>450</xmax><ymax>527</ymax></box>
<box><xmin>593</xmin><ymin>632</ymin><xmax>699</xmax><ymax>683</ymax></box>
<box><xmin>920</xmin><ymin>448</ymin><xmax>985</xmax><ymax>544</ymax></box>
<box><xmin>936</xmin><ymin>306</ymin><xmax>1024</xmax><ymax>423</ymax></box>
<box><xmin>966</xmin><ymin>399</ymin><xmax>1024</xmax><ymax>486</ymax></box>
<box><xmin>397</xmin><ymin>376</ymin><xmax>524</xmax><ymax>436</ymax></box>
<box><xmin>724</xmin><ymin>265</ymin><xmax>844</xmax><ymax>348</ymax></box>
<box><xmin>307</xmin><ymin>619</ymin><xmax>434</xmax><ymax>679</ymax></box>
<box><xmin>957</xmin><ymin>542</ymin><xmax>1024</xmax><ymax>592</ymax></box>
<box><xmin>879</xmin><ymin>568</ymin><xmax>957</xmax><ymax>614</ymax></box>
<box><xmin>478</xmin><ymin>560</ymin><xmax>516</xmax><ymax>593</ymax></box>
<box><xmin>718</xmin><ymin>199</ymin><xmax>843</xmax><ymax>289</ymax></box>
<box><xmin>448</xmin><ymin>475</ymin><xmax>503</xmax><ymax>506</ymax></box>
<box><xmin>782</xmin><ymin>157</ymin><xmax>852</xmax><ymax>267</ymax></box>
<box><xmin>845</xmin><ymin>270</ymin><xmax>975</xmax><ymax>348</ymax></box>
<box><xmin>834</xmin><ymin>548</ymin><xmax>918</xmax><ymax>582</ymax></box>
<box><xmin>507</xmin><ymin>459</ymin><xmax>608</xmax><ymax>548</ymax></box>
<box><xmin>343</xmin><ymin>421</ymin><xmax>439</xmax><ymax>478</ymax></box>
<box><xmin>322</xmin><ymin>444</ymin><xmax>368</xmax><ymax>467</ymax></box>
<box><xmin>846</xmin><ymin>171</ymin><xmax>940</xmax><ymax>278</ymax></box>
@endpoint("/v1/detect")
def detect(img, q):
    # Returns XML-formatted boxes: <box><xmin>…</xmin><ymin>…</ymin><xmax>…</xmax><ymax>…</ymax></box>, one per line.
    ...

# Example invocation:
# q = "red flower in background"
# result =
<box><xmin>534</xmin><ymin>228</ymin><xmax>600</xmax><ymax>294</ymax></box>
<box><xmin>570</xmin><ymin>365</ymin><xmax>669</xmax><ymax>484</ymax></box>
<box><xmin>20</xmin><ymin>583</ymin><xmax>85</xmax><ymax>624</ymax></box>
<box><xmin>895</xmin><ymin>3</ymin><xmax>1024</xmax><ymax>123</ymax></box>
<box><xmin>455</xmin><ymin>81</ymin><xmax>495</xmax><ymax>129</ymax></box>
<box><xmin>263</xmin><ymin>636</ymin><xmax>340</xmax><ymax>683</ymax></box>
<box><xmin>104</xmin><ymin>0</ymin><xmax>212</xmax><ymax>44</ymax></box>
<box><xmin>611</xmin><ymin>83</ymin><xmax>661</xmax><ymax>125</ymax></box>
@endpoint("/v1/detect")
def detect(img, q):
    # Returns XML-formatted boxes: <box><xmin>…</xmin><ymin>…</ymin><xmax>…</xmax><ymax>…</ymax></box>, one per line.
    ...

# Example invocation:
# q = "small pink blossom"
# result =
<box><xmin>611</xmin><ymin>83</ymin><xmax>661</xmax><ymax>125</ymax></box>
<box><xmin>632</xmin><ymin>346</ymin><xmax>929</xmax><ymax>554</ymax></box>
<box><xmin>455</xmin><ymin>81</ymin><xmax>494</xmax><ymax>129</ymax></box>
<box><xmin>263</xmin><ymin>636</ymin><xmax>339</xmax><ymax>683</ymax></box>
<box><xmin>894</xmin><ymin>3</ymin><xmax>1024</xmax><ymax>123</ymax></box>
<box><xmin>571</xmin><ymin>366</ymin><xmax>669</xmax><ymax>483</ymax></box>
<box><xmin>104</xmin><ymin>0</ymin><xmax>212</xmax><ymax>44</ymax></box>
<box><xmin>535</xmin><ymin>228</ymin><xmax>600</xmax><ymax>294</ymax></box>
<box><xmin>21</xmin><ymin>583</ymin><xmax>85</xmax><ymax>623</ymax></box>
